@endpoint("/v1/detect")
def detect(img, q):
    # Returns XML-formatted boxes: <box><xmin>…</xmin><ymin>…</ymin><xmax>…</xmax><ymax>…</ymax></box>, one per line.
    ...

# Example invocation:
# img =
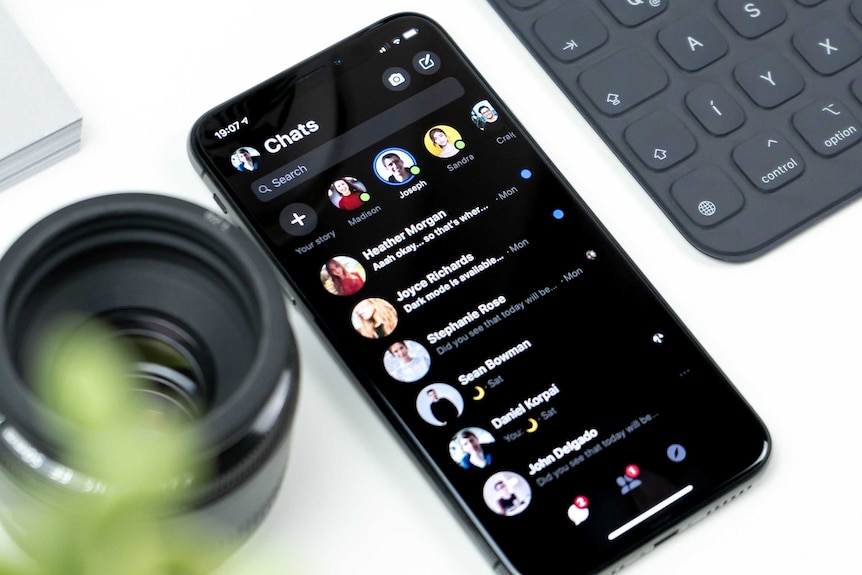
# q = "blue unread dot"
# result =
<box><xmin>553</xmin><ymin>209</ymin><xmax>564</xmax><ymax>220</ymax></box>
<box><xmin>520</xmin><ymin>168</ymin><xmax>532</xmax><ymax>179</ymax></box>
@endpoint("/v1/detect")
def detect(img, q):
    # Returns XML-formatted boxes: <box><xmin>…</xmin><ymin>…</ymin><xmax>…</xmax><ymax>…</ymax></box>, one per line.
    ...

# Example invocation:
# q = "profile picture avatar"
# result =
<box><xmin>351</xmin><ymin>297</ymin><xmax>398</xmax><ymax>339</ymax></box>
<box><xmin>449</xmin><ymin>427</ymin><xmax>494</xmax><ymax>470</ymax></box>
<box><xmin>231</xmin><ymin>146</ymin><xmax>261</xmax><ymax>172</ymax></box>
<box><xmin>327</xmin><ymin>176</ymin><xmax>368</xmax><ymax>210</ymax></box>
<box><xmin>374</xmin><ymin>148</ymin><xmax>419</xmax><ymax>185</ymax></box>
<box><xmin>424</xmin><ymin>125</ymin><xmax>464</xmax><ymax>158</ymax></box>
<box><xmin>483</xmin><ymin>471</ymin><xmax>531</xmax><ymax>516</ymax></box>
<box><xmin>383</xmin><ymin>339</ymin><xmax>431</xmax><ymax>383</ymax></box>
<box><xmin>416</xmin><ymin>383</ymin><xmax>463</xmax><ymax>426</ymax></box>
<box><xmin>320</xmin><ymin>255</ymin><xmax>366</xmax><ymax>296</ymax></box>
<box><xmin>471</xmin><ymin>100</ymin><xmax>500</xmax><ymax>131</ymax></box>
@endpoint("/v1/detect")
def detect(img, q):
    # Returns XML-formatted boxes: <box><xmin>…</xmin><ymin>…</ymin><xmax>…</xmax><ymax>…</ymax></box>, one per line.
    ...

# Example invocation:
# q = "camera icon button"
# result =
<box><xmin>382</xmin><ymin>67</ymin><xmax>411</xmax><ymax>91</ymax></box>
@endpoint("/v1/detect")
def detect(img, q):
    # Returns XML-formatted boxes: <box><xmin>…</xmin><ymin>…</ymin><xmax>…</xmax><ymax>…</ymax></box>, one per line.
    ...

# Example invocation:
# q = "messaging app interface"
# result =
<box><xmin>195</xmin><ymin>16</ymin><xmax>767</xmax><ymax>574</ymax></box>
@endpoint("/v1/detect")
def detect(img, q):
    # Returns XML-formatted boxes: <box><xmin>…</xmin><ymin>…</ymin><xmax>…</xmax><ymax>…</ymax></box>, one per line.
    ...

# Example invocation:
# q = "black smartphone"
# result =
<box><xmin>188</xmin><ymin>13</ymin><xmax>770</xmax><ymax>575</ymax></box>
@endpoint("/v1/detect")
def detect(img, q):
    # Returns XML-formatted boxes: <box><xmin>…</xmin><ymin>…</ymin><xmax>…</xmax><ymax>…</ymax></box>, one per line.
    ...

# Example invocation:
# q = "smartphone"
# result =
<box><xmin>188</xmin><ymin>13</ymin><xmax>770</xmax><ymax>575</ymax></box>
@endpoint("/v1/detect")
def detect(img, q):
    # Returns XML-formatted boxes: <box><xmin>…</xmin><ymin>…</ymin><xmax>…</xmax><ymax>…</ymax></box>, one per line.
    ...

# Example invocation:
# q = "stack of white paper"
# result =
<box><xmin>0</xmin><ymin>7</ymin><xmax>82</xmax><ymax>191</ymax></box>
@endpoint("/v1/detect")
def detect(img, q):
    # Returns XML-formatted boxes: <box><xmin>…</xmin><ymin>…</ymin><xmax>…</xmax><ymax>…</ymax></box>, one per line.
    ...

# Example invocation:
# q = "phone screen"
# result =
<box><xmin>189</xmin><ymin>13</ymin><xmax>770</xmax><ymax>575</ymax></box>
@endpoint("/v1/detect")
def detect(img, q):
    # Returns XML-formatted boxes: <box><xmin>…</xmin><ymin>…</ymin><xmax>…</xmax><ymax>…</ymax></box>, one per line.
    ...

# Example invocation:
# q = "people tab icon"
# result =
<box><xmin>616</xmin><ymin>464</ymin><xmax>642</xmax><ymax>495</ymax></box>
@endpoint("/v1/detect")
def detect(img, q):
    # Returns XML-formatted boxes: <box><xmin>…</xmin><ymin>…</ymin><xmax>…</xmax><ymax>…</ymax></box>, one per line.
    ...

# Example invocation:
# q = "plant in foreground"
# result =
<box><xmin>0</xmin><ymin>319</ymin><xmax>225</xmax><ymax>575</ymax></box>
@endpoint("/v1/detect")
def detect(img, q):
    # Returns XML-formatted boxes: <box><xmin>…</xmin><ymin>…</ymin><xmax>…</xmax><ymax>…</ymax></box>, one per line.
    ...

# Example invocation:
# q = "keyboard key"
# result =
<box><xmin>599</xmin><ymin>0</ymin><xmax>666</xmax><ymax>27</ymax></box>
<box><xmin>717</xmin><ymin>0</ymin><xmax>786</xmax><ymax>39</ymax></box>
<box><xmin>792</xmin><ymin>20</ymin><xmax>862</xmax><ymax>75</ymax></box>
<box><xmin>792</xmin><ymin>98</ymin><xmax>862</xmax><ymax>157</ymax></box>
<box><xmin>685</xmin><ymin>83</ymin><xmax>745</xmax><ymax>135</ymax></box>
<box><xmin>658</xmin><ymin>15</ymin><xmax>728</xmax><ymax>72</ymax></box>
<box><xmin>853</xmin><ymin>0</ymin><xmax>862</xmax><ymax>26</ymax></box>
<box><xmin>734</xmin><ymin>52</ymin><xmax>804</xmax><ymax>108</ymax></box>
<box><xmin>732</xmin><ymin>132</ymin><xmax>805</xmax><ymax>192</ymax></box>
<box><xmin>671</xmin><ymin>167</ymin><xmax>744</xmax><ymax>227</ymax></box>
<box><xmin>533</xmin><ymin>3</ymin><xmax>608</xmax><ymax>63</ymax></box>
<box><xmin>579</xmin><ymin>48</ymin><xmax>668</xmax><ymax>116</ymax></box>
<box><xmin>624</xmin><ymin>110</ymin><xmax>697</xmax><ymax>170</ymax></box>
<box><xmin>853</xmin><ymin>77</ymin><xmax>862</xmax><ymax>105</ymax></box>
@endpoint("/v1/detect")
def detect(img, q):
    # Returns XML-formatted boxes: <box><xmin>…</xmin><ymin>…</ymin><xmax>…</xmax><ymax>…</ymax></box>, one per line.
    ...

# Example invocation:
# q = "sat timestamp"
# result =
<box><xmin>213</xmin><ymin>117</ymin><xmax>248</xmax><ymax>140</ymax></box>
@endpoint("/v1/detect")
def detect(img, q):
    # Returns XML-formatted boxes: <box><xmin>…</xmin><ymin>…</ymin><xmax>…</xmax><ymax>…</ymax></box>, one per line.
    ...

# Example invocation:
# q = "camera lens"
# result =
<box><xmin>0</xmin><ymin>193</ymin><xmax>299</xmax><ymax>560</ymax></box>
<box><xmin>94</xmin><ymin>309</ymin><xmax>212</xmax><ymax>425</ymax></box>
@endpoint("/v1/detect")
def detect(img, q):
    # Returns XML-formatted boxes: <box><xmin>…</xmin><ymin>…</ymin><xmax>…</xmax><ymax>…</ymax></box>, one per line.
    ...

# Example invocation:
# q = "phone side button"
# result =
<box><xmin>273</xmin><ymin>275</ymin><xmax>297</xmax><ymax>306</ymax></box>
<box><xmin>212</xmin><ymin>193</ymin><xmax>228</xmax><ymax>214</ymax></box>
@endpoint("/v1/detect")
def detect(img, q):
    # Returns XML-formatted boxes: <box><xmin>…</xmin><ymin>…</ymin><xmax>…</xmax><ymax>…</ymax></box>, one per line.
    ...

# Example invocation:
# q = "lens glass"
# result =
<box><xmin>103</xmin><ymin>311</ymin><xmax>212</xmax><ymax>427</ymax></box>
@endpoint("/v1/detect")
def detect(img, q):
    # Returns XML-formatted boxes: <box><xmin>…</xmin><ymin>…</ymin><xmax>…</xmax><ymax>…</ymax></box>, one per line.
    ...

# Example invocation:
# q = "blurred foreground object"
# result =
<box><xmin>0</xmin><ymin>193</ymin><xmax>300</xmax><ymax>573</ymax></box>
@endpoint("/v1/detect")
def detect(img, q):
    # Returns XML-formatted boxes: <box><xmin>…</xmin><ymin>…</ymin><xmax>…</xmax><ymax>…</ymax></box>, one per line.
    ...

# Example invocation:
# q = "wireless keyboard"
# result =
<box><xmin>487</xmin><ymin>0</ymin><xmax>862</xmax><ymax>261</ymax></box>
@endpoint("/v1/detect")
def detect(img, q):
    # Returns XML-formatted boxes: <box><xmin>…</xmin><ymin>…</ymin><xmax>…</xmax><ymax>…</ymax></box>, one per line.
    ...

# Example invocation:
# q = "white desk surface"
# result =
<box><xmin>2</xmin><ymin>1</ymin><xmax>859</xmax><ymax>573</ymax></box>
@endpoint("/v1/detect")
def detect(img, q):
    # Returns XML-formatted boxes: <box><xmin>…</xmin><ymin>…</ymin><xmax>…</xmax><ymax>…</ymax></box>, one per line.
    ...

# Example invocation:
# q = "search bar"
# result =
<box><xmin>251</xmin><ymin>76</ymin><xmax>465</xmax><ymax>202</ymax></box>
